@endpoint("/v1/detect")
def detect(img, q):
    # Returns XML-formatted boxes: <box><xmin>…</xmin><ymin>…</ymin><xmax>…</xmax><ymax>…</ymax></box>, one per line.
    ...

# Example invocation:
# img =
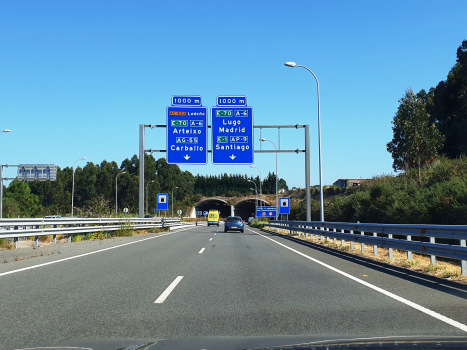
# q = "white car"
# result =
<box><xmin>248</xmin><ymin>217</ymin><xmax>254</xmax><ymax>225</ymax></box>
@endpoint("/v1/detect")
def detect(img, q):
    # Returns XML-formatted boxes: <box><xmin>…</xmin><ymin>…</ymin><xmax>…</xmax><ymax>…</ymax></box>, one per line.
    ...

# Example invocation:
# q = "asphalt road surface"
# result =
<box><xmin>1</xmin><ymin>224</ymin><xmax>467</xmax><ymax>350</ymax></box>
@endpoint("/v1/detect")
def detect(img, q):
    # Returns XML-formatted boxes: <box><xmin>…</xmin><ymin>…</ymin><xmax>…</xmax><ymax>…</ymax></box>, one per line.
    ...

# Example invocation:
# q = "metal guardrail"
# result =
<box><xmin>0</xmin><ymin>217</ymin><xmax>196</xmax><ymax>248</ymax></box>
<box><xmin>268</xmin><ymin>220</ymin><xmax>467</xmax><ymax>276</ymax></box>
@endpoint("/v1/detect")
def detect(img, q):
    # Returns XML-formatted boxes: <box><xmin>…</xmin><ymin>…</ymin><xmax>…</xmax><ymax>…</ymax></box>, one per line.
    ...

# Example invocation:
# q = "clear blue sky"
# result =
<box><xmin>1</xmin><ymin>0</ymin><xmax>466</xmax><ymax>189</ymax></box>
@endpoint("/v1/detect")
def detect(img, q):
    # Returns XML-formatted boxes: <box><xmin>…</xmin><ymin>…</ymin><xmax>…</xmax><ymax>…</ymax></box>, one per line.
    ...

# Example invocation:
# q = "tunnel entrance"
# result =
<box><xmin>194</xmin><ymin>198</ymin><xmax>231</xmax><ymax>219</ymax></box>
<box><xmin>234</xmin><ymin>198</ymin><xmax>271</xmax><ymax>221</ymax></box>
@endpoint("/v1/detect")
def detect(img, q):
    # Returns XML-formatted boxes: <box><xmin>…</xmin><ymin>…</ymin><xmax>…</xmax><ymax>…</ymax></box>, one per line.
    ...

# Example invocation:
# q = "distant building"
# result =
<box><xmin>333</xmin><ymin>179</ymin><xmax>365</xmax><ymax>189</ymax></box>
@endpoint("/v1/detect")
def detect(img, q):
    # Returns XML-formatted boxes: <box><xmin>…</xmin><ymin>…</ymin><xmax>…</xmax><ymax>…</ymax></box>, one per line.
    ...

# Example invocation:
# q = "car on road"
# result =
<box><xmin>248</xmin><ymin>217</ymin><xmax>254</xmax><ymax>225</ymax></box>
<box><xmin>207</xmin><ymin>210</ymin><xmax>220</xmax><ymax>226</ymax></box>
<box><xmin>224</xmin><ymin>216</ymin><xmax>244</xmax><ymax>233</ymax></box>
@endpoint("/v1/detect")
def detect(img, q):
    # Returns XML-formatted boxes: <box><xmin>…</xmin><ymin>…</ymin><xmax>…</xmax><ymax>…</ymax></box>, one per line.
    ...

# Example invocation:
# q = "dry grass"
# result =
<box><xmin>267</xmin><ymin>227</ymin><xmax>467</xmax><ymax>284</ymax></box>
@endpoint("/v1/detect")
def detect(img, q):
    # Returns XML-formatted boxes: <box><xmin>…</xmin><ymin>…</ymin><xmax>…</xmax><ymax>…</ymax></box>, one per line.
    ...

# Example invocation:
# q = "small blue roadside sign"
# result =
<box><xmin>279</xmin><ymin>198</ymin><xmax>290</xmax><ymax>214</ymax></box>
<box><xmin>167</xmin><ymin>96</ymin><xmax>207</xmax><ymax>164</ymax></box>
<box><xmin>203</xmin><ymin>211</ymin><xmax>208</xmax><ymax>217</ymax></box>
<box><xmin>211</xmin><ymin>96</ymin><xmax>253</xmax><ymax>164</ymax></box>
<box><xmin>157</xmin><ymin>193</ymin><xmax>169</xmax><ymax>211</ymax></box>
<box><xmin>256</xmin><ymin>206</ymin><xmax>277</xmax><ymax>218</ymax></box>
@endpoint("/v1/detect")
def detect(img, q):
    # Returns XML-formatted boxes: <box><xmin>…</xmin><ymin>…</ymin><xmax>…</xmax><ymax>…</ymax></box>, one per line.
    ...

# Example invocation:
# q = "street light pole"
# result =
<box><xmin>71</xmin><ymin>157</ymin><xmax>87</xmax><ymax>217</ymax></box>
<box><xmin>248</xmin><ymin>179</ymin><xmax>258</xmax><ymax>218</ymax></box>
<box><xmin>116</xmin><ymin>171</ymin><xmax>126</xmax><ymax>216</ymax></box>
<box><xmin>285</xmin><ymin>62</ymin><xmax>324</xmax><ymax>221</ymax></box>
<box><xmin>260</xmin><ymin>138</ymin><xmax>278</xmax><ymax>220</ymax></box>
<box><xmin>0</xmin><ymin>130</ymin><xmax>11</xmax><ymax>219</ymax></box>
<box><xmin>171</xmin><ymin>186</ymin><xmax>178</xmax><ymax>218</ymax></box>
<box><xmin>146</xmin><ymin>180</ymin><xmax>155</xmax><ymax>216</ymax></box>
<box><xmin>249</xmin><ymin>165</ymin><xmax>262</xmax><ymax>208</ymax></box>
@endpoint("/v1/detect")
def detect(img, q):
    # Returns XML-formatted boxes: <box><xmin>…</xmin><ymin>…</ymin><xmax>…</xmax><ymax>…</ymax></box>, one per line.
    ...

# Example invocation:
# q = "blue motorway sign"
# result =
<box><xmin>279</xmin><ymin>197</ymin><xmax>290</xmax><ymax>214</ymax></box>
<box><xmin>257</xmin><ymin>206</ymin><xmax>277</xmax><ymax>218</ymax></box>
<box><xmin>172</xmin><ymin>95</ymin><xmax>202</xmax><ymax>106</ymax></box>
<box><xmin>157</xmin><ymin>193</ymin><xmax>169</xmax><ymax>211</ymax></box>
<box><xmin>167</xmin><ymin>103</ymin><xmax>208</xmax><ymax>164</ymax></box>
<box><xmin>216</xmin><ymin>96</ymin><xmax>247</xmax><ymax>107</ymax></box>
<box><xmin>211</xmin><ymin>103</ymin><xmax>254</xmax><ymax>164</ymax></box>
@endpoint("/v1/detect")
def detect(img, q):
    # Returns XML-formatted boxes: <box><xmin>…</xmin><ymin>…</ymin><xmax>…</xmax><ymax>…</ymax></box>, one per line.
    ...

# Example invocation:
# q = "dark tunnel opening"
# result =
<box><xmin>234</xmin><ymin>198</ymin><xmax>271</xmax><ymax>221</ymax></box>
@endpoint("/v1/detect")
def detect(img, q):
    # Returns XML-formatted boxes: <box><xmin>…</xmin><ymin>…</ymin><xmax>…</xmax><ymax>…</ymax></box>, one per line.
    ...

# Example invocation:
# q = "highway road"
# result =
<box><xmin>1</xmin><ymin>224</ymin><xmax>467</xmax><ymax>349</ymax></box>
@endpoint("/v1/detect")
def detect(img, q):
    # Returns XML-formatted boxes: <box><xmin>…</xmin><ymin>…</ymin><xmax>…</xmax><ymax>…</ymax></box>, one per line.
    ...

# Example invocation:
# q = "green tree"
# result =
<box><xmin>387</xmin><ymin>88</ymin><xmax>445</xmax><ymax>186</ymax></box>
<box><xmin>2</xmin><ymin>197</ymin><xmax>21</xmax><ymax>218</ymax></box>
<box><xmin>427</xmin><ymin>39</ymin><xmax>467</xmax><ymax>158</ymax></box>
<box><xmin>4</xmin><ymin>181</ymin><xmax>42</xmax><ymax>217</ymax></box>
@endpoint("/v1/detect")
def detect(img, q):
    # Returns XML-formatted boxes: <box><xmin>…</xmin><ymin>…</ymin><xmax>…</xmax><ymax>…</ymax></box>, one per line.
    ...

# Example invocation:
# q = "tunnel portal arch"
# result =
<box><xmin>194</xmin><ymin>198</ymin><xmax>231</xmax><ymax>219</ymax></box>
<box><xmin>234</xmin><ymin>198</ymin><xmax>271</xmax><ymax>221</ymax></box>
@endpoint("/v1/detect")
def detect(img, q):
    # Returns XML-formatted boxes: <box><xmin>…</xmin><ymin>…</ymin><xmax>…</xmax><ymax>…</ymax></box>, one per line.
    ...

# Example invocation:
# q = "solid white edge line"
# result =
<box><xmin>0</xmin><ymin>226</ymin><xmax>198</xmax><ymax>278</ymax></box>
<box><xmin>245</xmin><ymin>227</ymin><xmax>467</xmax><ymax>333</ymax></box>
<box><xmin>199</xmin><ymin>248</ymin><xmax>205</xmax><ymax>254</ymax></box>
<box><xmin>154</xmin><ymin>276</ymin><xmax>184</xmax><ymax>304</ymax></box>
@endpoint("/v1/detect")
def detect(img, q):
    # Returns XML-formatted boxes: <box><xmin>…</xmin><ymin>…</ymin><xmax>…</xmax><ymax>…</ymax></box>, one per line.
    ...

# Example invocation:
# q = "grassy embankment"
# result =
<box><xmin>289</xmin><ymin>156</ymin><xmax>467</xmax><ymax>225</ymax></box>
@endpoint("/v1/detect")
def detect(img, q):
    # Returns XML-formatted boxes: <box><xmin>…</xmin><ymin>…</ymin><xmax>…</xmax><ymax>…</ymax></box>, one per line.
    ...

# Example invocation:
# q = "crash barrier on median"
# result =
<box><xmin>267</xmin><ymin>220</ymin><xmax>467</xmax><ymax>276</ymax></box>
<box><xmin>0</xmin><ymin>217</ymin><xmax>197</xmax><ymax>248</ymax></box>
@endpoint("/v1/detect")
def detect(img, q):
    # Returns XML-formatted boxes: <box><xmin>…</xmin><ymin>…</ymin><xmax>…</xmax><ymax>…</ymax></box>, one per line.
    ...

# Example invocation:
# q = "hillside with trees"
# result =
<box><xmin>289</xmin><ymin>39</ymin><xmax>467</xmax><ymax>224</ymax></box>
<box><xmin>1</xmin><ymin>154</ymin><xmax>287</xmax><ymax>218</ymax></box>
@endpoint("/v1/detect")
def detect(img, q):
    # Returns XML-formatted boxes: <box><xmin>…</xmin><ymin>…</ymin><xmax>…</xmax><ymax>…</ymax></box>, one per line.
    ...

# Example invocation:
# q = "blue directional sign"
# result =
<box><xmin>279</xmin><ymin>198</ymin><xmax>290</xmax><ymax>214</ymax></box>
<box><xmin>167</xmin><ymin>97</ymin><xmax>208</xmax><ymax>164</ymax></box>
<box><xmin>216</xmin><ymin>96</ymin><xmax>247</xmax><ymax>107</ymax></box>
<box><xmin>157</xmin><ymin>193</ymin><xmax>169</xmax><ymax>211</ymax></box>
<box><xmin>172</xmin><ymin>95</ymin><xmax>202</xmax><ymax>106</ymax></box>
<box><xmin>211</xmin><ymin>97</ymin><xmax>253</xmax><ymax>164</ymax></box>
<box><xmin>257</xmin><ymin>206</ymin><xmax>277</xmax><ymax>218</ymax></box>
<box><xmin>203</xmin><ymin>211</ymin><xmax>208</xmax><ymax>217</ymax></box>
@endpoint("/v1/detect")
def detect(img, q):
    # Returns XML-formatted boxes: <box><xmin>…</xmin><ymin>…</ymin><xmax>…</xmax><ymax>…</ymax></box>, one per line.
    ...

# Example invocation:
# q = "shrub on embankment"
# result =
<box><xmin>292</xmin><ymin>156</ymin><xmax>467</xmax><ymax>224</ymax></box>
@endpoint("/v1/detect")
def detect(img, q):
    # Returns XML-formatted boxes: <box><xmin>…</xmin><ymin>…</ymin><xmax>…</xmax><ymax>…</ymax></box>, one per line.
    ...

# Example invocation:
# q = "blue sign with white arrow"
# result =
<box><xmin>211</xmin><ymin>96</ymin><xmax>253</xmax><ymax>164</ymax></box>
<box><xmin>167</xmin><ymin>96</ymin><xmax>208</xmax><ymax>164</ymax></box>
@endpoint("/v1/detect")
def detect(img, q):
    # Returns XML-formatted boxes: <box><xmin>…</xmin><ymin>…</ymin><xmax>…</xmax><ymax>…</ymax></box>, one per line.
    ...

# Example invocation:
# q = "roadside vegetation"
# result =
<box><xmin>264</xmin><ymin>226</ymin><xmax>467</xmax><ymax>284</ymax></box>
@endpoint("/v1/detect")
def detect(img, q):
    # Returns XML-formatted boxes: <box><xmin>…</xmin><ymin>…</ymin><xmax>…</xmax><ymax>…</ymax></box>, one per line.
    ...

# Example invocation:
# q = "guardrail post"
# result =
<box><xmin>388</xmin><ymin>234</ymin><xmax>393</xmax><ymax>260</ymax></box>
<box><xmin>68</xmin><ymin>234</ymin><xmax>71</xmax><ymax>243</ymax></box>
<box><xmin>361</xmin><ymin>230</ymin><xmax>365</xmax><ymax>253</ymax></box>
<box><xmin>333</xmin><ymin>228</ymin><xmax>337</xmax><ymax>244</ymax></box>
<box><xmin>373</xmin><ymin>232</ymin><xmax>378</xmax><ymax>256</ymax></box>
<box><xmin>14</xmin><ymin>237</ymin><xmax>18</xmax><ymax>249</ymax></box>
<box><xmin>341</xmin><ymin>229</ymin><xmax>345</xmax><ymax>247</ymax></box>
<box><xmin>430</xmin><ymin>237</ymin><xmax>436</xmax><ymax>265</ymax></box>
<box><xmin>461</xmin><ymin>239</ymin><xmax>466</xmax><ymax>276</ymax></box>
<box><xmin>407</xmin><ymin>235</ymin><xmax>412</xmax><ymax>260</ymax></box>
<box><xmin>35</xmin><ymin>236</ymin><xmax>39</xmax><ymax>247</ymax></box>
<box><xmin>53</xmin><ymin>234</ymin><xmax>56</xmax><ymax>244</ymax></box>
<box><xmin>350</xmin><ymin>229</ymin><xmax>354</xmax><ymax>250</ymax></box>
